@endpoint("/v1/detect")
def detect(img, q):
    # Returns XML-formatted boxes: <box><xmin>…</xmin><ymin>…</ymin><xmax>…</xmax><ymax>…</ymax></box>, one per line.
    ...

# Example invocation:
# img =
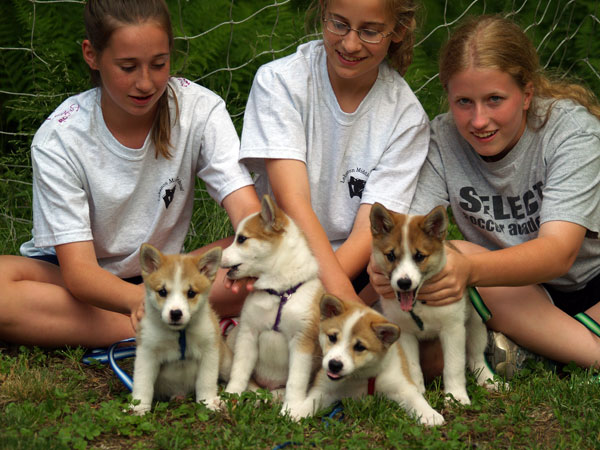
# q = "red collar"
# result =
<box><xmin>368</xmin><ymin>377</ymin><xmax>376</xmax><ymax>395</ymax></box>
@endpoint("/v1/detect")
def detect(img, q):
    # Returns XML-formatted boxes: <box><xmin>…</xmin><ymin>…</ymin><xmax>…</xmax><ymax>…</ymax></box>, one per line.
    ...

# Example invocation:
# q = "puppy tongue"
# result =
<box><xmin>327</xmin><ymin>371</ymin><xmax>342</xmax><ymax>380</ymax></box>
<box><xmin>398</xmin><ymin>291</ymin><xmax>414</xmax><ymax>312</ymax></box>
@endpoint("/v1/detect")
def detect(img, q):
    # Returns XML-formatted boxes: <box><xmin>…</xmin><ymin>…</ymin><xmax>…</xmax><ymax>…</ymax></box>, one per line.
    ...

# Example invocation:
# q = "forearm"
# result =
<box><xmin>266</xmin><ymin>159</ymin><xmax>361</xmax><ymax>301</ymax></box>
<box><xmin>63</xmin><ymin>267</ymin><xmax>144</xmax><ymax>314</ymax></box>
<box><xmin>334</xmin><ymin>205</ymin><xmax>373</xmax><ymax>281</ymax></box>
<box><xmin>56</xmin><ymin>242</ymin><xmax>144</xmax><ymax>315</ymax></box>
<box><xmin>465</xmin><ymin>223</ymin><xmax>584</xmax><ymax>287</ymax></box>
<box><xmin>286</xmin><ymin>202</ymin><xmax>359</xmax><ymax>300</ymax></box>
<box><xmin>222</xmin><ymin>185</ymin><xmax>261</xmax><ymax>231</ymax></box>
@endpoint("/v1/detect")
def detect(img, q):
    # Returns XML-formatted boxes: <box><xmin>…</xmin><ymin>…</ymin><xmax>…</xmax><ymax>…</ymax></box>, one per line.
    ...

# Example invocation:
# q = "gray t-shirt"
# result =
<box><xmin>410</xmin><ymin>99</ymin><xmax>600</xmax><ymax>290</ymax></box>
<box><xmin>20</xmin><ymin>77</ymin><xmax>253</xmax><ymax>278</ymax></box>
<box><xmin>240</xmin><ymin>40</ymin><xmax>429</xmax><ymax>249</ymax></box>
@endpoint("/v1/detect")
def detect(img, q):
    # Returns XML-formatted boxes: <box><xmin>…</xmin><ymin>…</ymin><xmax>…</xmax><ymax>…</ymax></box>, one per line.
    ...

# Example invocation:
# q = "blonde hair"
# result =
<box><xmin>306</xmin><ymin>0</ymin><xmax>419</xmax><ymax>76</ymax></box>
<box><xmin>84</xmin><ymin>0</ymin><xmax>179</xmax><ymax>159</ymax></box>
<box><xmin>439</xmin><ymin>15</ymin><xmax>600</xmax><ymax>126</ymax></box>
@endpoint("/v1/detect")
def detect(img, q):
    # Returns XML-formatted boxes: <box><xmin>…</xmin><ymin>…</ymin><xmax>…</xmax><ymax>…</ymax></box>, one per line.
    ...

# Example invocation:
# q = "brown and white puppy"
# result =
<box><xmin>370</xmin><ymin>203</ymin><xmax>498</xmax><ymax>405</ymax></box>
<box><xmin>290</xmin><ymin>295</ymin><xmax>444</xmax><ymax>426</ymax></box>
<box><xmin>221</xmin><ymin>195</ymin><xmax>323</xmax><ymax>415</ymax></box>
<box><xmin>130</xmin><ymin>244</ymin><xmax>231</xmax><ymax>415</ymax></box>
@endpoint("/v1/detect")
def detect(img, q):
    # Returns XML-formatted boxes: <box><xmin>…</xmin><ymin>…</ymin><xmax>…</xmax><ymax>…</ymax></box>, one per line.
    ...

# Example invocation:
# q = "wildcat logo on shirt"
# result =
<box><xmin>340</xmin><ymin>167</ymin><xmax>369</xmax><ymax>199</ymax></box>
<box><xmin>157</xmin><ymin>177</ymin><xmax>184</xmax><ymax>209</ymax></box>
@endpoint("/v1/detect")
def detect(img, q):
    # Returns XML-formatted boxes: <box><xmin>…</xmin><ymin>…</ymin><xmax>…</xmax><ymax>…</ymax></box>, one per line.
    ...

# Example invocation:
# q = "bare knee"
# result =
<box><xmin>419</xmin><ymin>339</ymin><xmax>444</xmax><ymax>383</ymax></box>
<box><xmin>0</xmin><ymin>254</ymin><xmax>63</xmax><ymax>285</ymax></box>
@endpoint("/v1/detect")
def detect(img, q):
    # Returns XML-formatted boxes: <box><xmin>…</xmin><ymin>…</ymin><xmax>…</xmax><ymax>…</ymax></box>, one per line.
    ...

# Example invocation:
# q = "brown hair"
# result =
<box><xmin>84</xmin><ymin>0</ymin><xmax>179</xmax><ymax>159</ymax></box>
<box><xmin>306</xmin><ymin>0</ymin><xmax>419</xmax><ymax>76</ymax></box>
<box><xmin>439</xmin><ymin>15</ymin><xmax>600</xmax><ymax>126</ymax></box>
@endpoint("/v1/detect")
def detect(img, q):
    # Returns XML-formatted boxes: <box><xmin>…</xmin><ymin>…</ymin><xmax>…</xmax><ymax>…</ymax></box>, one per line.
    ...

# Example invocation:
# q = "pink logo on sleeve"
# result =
<box><xmin>53</xmin><ymin>104</ymin><xmax>81</xmax><ymax>124</ymax></box>
<box><xmin>175</xmin><ymin>77</ymin><xmax>191</xmax><ymax>88</ymax></box>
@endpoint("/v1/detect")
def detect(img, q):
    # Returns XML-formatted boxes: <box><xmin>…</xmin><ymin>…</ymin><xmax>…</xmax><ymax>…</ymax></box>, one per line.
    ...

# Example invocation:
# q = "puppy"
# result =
<box><xmin>130</xmin><ymin>243</ymin><xmax>231</xmax><ymax>415</ymax></box>
<box><xmin>291</xmin><ymin>295</ymin><xmax>444</xmax><ymax>426</ymax></box>
<box><xmin>370</xmin><ymin>203</ymin><xmax>498</xmax><ymax>405</ymax></box>
<box><xmin>221</xmin><ymin>195</ymin><xmax>323</xmax><ymax>414</ymax></box>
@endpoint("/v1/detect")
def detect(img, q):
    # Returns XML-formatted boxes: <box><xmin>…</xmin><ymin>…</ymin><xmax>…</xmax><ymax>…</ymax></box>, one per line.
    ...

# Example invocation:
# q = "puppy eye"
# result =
<box><xmin>158</xmin><ymin>287</ymin><xmax>168</xmax><ymax>297</ymax></box>
<box><xmin>354</xmin><ymin>341</ymin><xmax>366</xmax><ymax>352</ymax></box>
<box><xmin>328</xmin><ymin>333</ymin><xmax>337</xmax><ymax>343</ymax></box>
<box><xmin>237</xmin><ymin>234</ymin><xmax>248</xmax><ymax>244</ymax></box>
<box><xmin>187</xmin><ymin>289</ymin><xmax>196</xmax><ymax>299</ymax></box>
<box><xmin>385</xmin><ymin>251</ymin><xmax>395</xmax><ymax>262</ymax></box>
<box><xmin>414</xmin><ymin>250</ymin><xmax>425</xmax><ymax>263</ymax></box>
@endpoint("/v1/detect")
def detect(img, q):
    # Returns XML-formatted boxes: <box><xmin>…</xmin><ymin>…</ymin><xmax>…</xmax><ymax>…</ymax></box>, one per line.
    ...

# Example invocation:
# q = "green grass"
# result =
<box><xmin>1</xmin><ymin>344</ymin><xmax>599</xmax><ymax>449</ymax></box>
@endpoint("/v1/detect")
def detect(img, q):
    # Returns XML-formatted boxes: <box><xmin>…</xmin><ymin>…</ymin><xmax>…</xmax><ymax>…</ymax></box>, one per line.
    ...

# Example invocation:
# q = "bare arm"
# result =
<box><xmin>221</xmin><ymin>185</ymin><xmax>262</xmax><ymax>231</ymax></box>
<box><xmin>266</xmin><ymin>159</ymin><xmax>364</xmax><ymax>303</ymax></box>
<box><xmin>419</xmin><ymin>220</ymin><xmax>587</xmax><ymax>305</ymax></box>
<box><xmin>55</xmin><ymin>241</ymin><xmax>145</xmax><ymax>315</ymax></box>
<box><xmin>334</xmin><ymin>203</ymin><xmax>373</xmax><ymax>282</ymax></box>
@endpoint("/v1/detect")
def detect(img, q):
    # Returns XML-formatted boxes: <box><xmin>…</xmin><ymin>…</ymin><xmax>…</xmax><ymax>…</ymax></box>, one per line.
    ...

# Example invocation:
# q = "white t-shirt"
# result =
<box><xmin>240</xmin><ymin>40</ymin><xmax>429</xmax><ymax>249</ymax></box>
<box><xmin>20</xmin><ymin>77</ymin><xmax>253</xmax><ymax>278</ymax></box>
<box><xmin>410</xmin><ymin>99</ymin><xmax>600</xmax><ymax>290</ymax></box>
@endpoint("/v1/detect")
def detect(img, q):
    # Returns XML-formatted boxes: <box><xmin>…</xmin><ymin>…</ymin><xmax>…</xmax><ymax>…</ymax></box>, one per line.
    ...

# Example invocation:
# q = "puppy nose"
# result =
<box><xmin>396</xmin><ymin>278</ymin><xmax>412</xmax><ymax>291</ymax></box>
<box><xmin>328</xmin><ymin>359</ymin><xmax>343</xmax><ymax>374</ymax></box>
<box><xmin>170</xmin><ymin>309</ymin><xmax>183</xmax><ymax>322</ymax></box>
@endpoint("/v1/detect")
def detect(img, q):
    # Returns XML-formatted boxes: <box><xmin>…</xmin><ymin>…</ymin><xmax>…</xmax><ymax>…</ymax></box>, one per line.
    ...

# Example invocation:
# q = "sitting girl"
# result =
<box><xmin>370</xmin><ymin>14</ymin><xmax>600</xmax><ymax>376</ymax></box>
<box><xmin>0</xmin><ymin>0</ymin><xmax>260</xmax><ymax>348</ymax></box>
<box><xmin>239</xmin><ymin>0</ymin><xmax>429</xmax><ymax>303</ymax></box>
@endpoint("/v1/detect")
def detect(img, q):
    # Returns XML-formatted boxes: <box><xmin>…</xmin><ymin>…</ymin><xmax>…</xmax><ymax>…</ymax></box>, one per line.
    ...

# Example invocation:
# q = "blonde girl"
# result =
<box><xmin>371</xmin><ymin>15</ymin><xmax>600</xmax><ymax>375</ymax></box>
<box><xmin>0</xmin><ymin>0</ymin><xmax>260</xmax><ymax>348</ymax></box>
<box><xmin>239</xmin><ymin>0</ymin><xmax>429</xmax><ymax>303</ymax></box>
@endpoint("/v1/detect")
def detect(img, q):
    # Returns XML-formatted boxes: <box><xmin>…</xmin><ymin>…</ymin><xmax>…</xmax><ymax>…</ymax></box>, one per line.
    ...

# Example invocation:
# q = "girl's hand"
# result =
<box><xmin>130</xmin><ymin>296</ymin><xmax>145</xmax><ymax>333</ymax></box>
<box><xmin>367</xmin><ymin>254</ymin><xmax>395</xmax><ymax>300</ymax></box>
<box><xmin>417</xmin><ymin>247</ymin><xmax>471</xmax><ymax>306</ymax></box>
<box><xmin>223</xmin><ymin>276</ymin><xmax>256</xmax><ymax>294</ymax></box>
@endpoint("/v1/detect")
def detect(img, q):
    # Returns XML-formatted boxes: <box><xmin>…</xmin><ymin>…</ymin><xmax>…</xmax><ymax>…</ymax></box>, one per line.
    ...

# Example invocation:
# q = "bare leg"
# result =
<box><xmin>0</xmin><ymin>255</ymin><xmax>133</xmax><ymax>347</ymax></box>
<box><xmin>453</xmin><ymin>240</ymin><xmax>600</xmax><ymax>369</ymax></box>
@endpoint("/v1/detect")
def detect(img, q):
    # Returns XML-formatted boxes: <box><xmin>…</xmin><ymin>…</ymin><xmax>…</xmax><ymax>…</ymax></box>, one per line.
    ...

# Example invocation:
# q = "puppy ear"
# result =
<box><xmin>422</xmin><ymin>206</ymin><xmax>448</xmax><ymax>241</ymax></box>
<box><xmin>372</xmin><ymin>322</ymin><xmax>400</xmax><ymax>346</ymax></box>
<box><xmin>140</xmin><ymin>243</ymin><xmax>163</xmax><ymax>276</ymax></box>
<box><xmin>320</xmin><ymin>294</ymin><xmax>345</xmax><ymax>319</ymax></box>
<box><xmin>370</xmin><ymin>202</ymin><xmax>395</xmax><ymax>236</ymax></box>
<box><xmin>196</xmin><ymin>247</ymin><xmax>222</xmax><ymax>282</ymax></box>
<box><xmin>260</xmin><ymin>194</ymin><xmax>287</xmax><ymax>232</ymax></box>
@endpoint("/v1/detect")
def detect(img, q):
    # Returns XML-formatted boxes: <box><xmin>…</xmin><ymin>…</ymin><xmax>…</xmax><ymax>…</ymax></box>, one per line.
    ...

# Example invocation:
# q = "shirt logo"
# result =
<box><xmin>348</xmin><ymin>176</ymin><xmax>366</xmax><ymax>199</ymax></box>
<box><xmin>340</xmin><ymin>167</ymin><xmax>370</xmax><ymax>200</ymax></box>
<box><xmin>163</xmin><ymin>187</ymin><xmax>176</xmax><ymax>209</ymax></box>
<box><xmin>157</xmin><ymin>177</ymin><xmax>184</xmax><ymax>209</ymax></box>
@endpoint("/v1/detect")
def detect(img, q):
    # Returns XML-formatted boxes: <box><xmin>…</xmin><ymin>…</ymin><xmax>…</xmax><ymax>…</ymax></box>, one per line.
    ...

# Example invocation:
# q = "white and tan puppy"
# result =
<box><xmin>130</xmin><ymin>244</ymin><xmax>231</xmax><ymax>415</ymax></box>
<box><xmin>221</xmin><ymin>195</ymin><xmax>323</xmax><ymax>414</ymax></box>
<box><xmin>291</xmin><ymin>295</ymin><xmax>444</xmax><ymax>426</ymax></box>
<box><xmin>370</xmin><ymin>203</ymin><xmax>498</xmax><ymax>405</ymax></box>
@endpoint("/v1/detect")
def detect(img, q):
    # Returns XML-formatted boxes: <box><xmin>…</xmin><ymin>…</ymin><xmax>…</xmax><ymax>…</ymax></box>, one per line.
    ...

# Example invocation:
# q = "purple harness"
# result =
<box><xmin>264</xmin><ymin>282</ymin><xmax>304</xmax><ymax>331</ymax></box>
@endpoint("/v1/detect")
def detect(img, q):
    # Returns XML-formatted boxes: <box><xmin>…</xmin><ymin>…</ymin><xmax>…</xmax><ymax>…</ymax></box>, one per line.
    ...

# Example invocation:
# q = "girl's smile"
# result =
<box><xmin>447</xmin><ymin>67</ymin><xmax>533</xmax><ymax>161</ymax></box>
<box><xmin>83</xmin><ymin>21</ymin><xmax>171</xmax><ymax>136</ymax></box>
<box><xmin>323</xmin><ymin>0</ymin><xmax>401</xmax><ymax>95</ymax></box>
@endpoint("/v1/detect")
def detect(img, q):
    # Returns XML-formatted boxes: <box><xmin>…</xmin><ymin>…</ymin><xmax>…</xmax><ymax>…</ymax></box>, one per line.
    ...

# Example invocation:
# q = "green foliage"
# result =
<box><xmin>2</xmin><ymin>345</ymin><xmax>599</xmax><ymax>449</ymax></box>
<box><xmin>0</xmin><ymin>0</ymin><xmax>599</xmax><ymax>255</ymax></box>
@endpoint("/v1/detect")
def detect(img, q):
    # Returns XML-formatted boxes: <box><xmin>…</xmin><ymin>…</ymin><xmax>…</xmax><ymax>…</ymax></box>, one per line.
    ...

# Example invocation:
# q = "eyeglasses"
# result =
<box><xmin>323</xmin><ymin>18</ymin><xmax>394</xmax><ymax>44</ymax></box>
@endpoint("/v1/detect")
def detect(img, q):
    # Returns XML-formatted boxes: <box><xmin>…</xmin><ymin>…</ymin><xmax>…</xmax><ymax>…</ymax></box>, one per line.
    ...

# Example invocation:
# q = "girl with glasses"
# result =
<box><xmin>237</xmin><ymin>0</ymin><xmax>428</xmax><ymax>304</ymax></box>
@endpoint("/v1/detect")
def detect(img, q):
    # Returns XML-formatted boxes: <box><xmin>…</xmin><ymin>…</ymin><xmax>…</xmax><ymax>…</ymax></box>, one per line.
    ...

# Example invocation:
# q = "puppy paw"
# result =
<box><xmin>200</xmin><ymin>396</ymin><xmax>224</xmax><ymax>411</ymax></box>
<box><xmin>419</xmin><ymin>409</ymin><xmax>445</xmax><ymax>427</ymax></box>
<box><xmin>224</xmin><ymin>382</ymin><xmax>245</xmax><ymax>396</ymax></box>
<box><xmin>445</xmin><ymin>390</ymin><xmax>471</xmax><ymax>405</ymax></box>
<box><xmin>129</xmin><ymin>403</ymin><xmax>151</xmax><ymax>416</ymax></box>
<box><xmin>280</xmin><ymin>401</ymin><xmax>311</xmax><ymax>422</ymax></box>
<box><xmin>483</xmin><ymin>378</ymin><xmax>509</xmax><ymax>392</ymax></box>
